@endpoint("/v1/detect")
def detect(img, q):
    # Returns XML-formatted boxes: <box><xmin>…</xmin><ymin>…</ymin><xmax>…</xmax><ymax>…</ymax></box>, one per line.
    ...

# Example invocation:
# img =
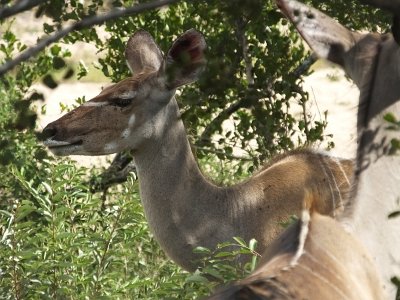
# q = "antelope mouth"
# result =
<box><xmin>43</xmin><ymin>139</ymin><xmax>83</xmax><ymax>155</ymax></box>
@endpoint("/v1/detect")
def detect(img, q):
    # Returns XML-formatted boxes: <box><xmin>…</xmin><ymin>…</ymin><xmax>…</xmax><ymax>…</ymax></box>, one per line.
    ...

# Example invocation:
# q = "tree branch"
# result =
<box><xmin>0</xmin><ymin>0</ymin><xmax>182</xmax><ymax>76</ymax></box>
<box><xmin>292</xmin><ymin>54</ymin><xmax>317</xmax><ymax>78</ymax></box>
<box><xmin>89</xmin><ymin>150</ymin><xmax>136</xmax><ymax>193</ymax></box>
<box><xmin>0</xmin><ymin>0</ymin><xmax>45</xmax><ymax>20</ymax></box>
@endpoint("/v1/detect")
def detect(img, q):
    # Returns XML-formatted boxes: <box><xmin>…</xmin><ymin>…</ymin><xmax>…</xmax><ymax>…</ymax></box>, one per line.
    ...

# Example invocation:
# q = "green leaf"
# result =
<box><xmin>193</xmin><ymin>246</ymin><xmax>211</xmax><ymax>254</ymax></box>
<box><xmin>185</xmin><ymin>273</ymin><xmax>209</xmax><ymax>284</ymax></box>
<box><xmin>42</xmin><ymin>74</ymin><xmax>58</xmax><ymax>89</ymax></box>
<box><xmin>77</xmin><ymin>60</ymin><xmax>88</xmax><ymax>79</ymax></box>
<box><xmin>52</xmin><ymin>56</ymin><xmax>66</xmax><ymax>70</ymax></box>
<box><xmin>384</xmin><ymin>113</ymin><xmax>398</xmax><ymax>124</ymax></box>
<box><xmin>41</xmin><ymin>182</ymin><xmax>53</xmax><ymax>196</ymax></box>
<box><xmin>16</xmin><ymin>203</ymin><xmax>36</xmax><ymax>222</ymax></box>
<box><xmin>50</xmin><ymin>44</ymin><xmax>61</xmax><ymax>56</ymax></box>
<box><xmin>233</xmin><ymin>237</ymin><xmax>247</xmax><ymax>247</ymax></box>
<box><xmin>248</xmin><ymin>238</ymin><xmax>257</xmax><ymax>251</ymax></box>
<box><xmin>0</xmin><ymin>210</ymin><xmax>13</xmax><ymax>218</ymax></box>
<box><xmin>214</xmin><ymin>251</ymin><xmax>234</xmax><ymax>258</ymax></box>
<box><xmin>203</xmin><ymin>267</ymin><xmax>224</xmax><ymax>281</ymax></box>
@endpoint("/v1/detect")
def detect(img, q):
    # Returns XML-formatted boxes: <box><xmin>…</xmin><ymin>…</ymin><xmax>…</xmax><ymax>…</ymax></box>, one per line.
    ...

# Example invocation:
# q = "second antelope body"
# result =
<box><xmin>42</xmin><ymin>29</ymin><xmax>352</xmax><ymax>271</ymax></box>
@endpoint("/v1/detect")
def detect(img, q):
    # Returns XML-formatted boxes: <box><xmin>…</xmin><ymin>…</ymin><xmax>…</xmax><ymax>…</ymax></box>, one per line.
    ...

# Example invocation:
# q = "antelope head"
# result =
<box><xmin>42</xmin><ymin>29</ymin><xmax>206</xmax><ymax>156</ymax></box>
<box><xmin>276</xmin><ymin>0</ymin><xmax>400</xmax><ymax>133</ymax></box>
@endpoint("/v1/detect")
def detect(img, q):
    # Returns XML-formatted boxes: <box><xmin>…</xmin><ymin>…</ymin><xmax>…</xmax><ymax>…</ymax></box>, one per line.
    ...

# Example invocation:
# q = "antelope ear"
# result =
<box><xmin>277</xmin><ymin>0</ymin><xmax>358</xmax><ymax>67</ymax></box>
<box><xmin>125</xmin><ymin>30</ymin><xmax>164</xmax><ymax>74</ymax></box>
<box><xmin>164</xmin><ymin>29</ymin><xmax>206</xmax><ymax>89</ymax></box>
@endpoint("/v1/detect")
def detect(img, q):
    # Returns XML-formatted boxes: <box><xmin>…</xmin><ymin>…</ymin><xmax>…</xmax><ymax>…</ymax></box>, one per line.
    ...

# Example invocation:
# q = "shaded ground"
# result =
<box><xmin>303</xmin><ymin>67</ymin><xmax>358</xmax><ymax>158</ymax></box>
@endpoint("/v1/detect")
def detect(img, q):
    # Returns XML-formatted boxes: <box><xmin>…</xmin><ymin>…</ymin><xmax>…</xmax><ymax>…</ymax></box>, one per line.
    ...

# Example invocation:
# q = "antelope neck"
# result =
<box><xmin>131</xmin><ymin>98</ymin><xmax>233</xmax><ymax>269</ymax></box>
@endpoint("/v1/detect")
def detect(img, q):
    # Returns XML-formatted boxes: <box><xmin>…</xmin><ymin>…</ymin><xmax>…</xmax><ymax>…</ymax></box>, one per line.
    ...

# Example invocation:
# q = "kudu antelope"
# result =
<box><xmin>207</xmin><ymin>0</ymin><xmax>400</xmax><ymax>298</ymax></box>
<box><xmin>42</xmin><ymin>29</ymin><xmax>353</xmax><ymax>271</ymax></box>
<box><xmin>206</xmin><ymin>193</ymin><xmax>385</xmax><ymax>300</ymax></box>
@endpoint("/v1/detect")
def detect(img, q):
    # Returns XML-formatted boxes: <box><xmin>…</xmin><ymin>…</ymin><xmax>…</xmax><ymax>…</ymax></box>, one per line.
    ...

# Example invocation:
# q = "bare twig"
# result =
<box><xmin>0</xmin><ymin>0</ymin><xmax>182</xmax><ymax>76</ymax></box>
<box><xmin>235</xmin><ymin>18</ymin><xmax>254</xmax><ymax>85</ymax></box>
<box><xmin>0</xmin><ymin>0</ymin><xmax>45</xmax><ymax>20</ymax></box>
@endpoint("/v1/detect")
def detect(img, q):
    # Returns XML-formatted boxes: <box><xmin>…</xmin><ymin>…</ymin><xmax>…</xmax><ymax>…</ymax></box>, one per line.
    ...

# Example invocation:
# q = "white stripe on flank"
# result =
<box><xmin>295</xmin><ymin>262</ymin><xmax>352</xmax><ymax>300</ymax></box>
<box><xmin>324</xmin><ymin>157</ymin><xmax>344</xmax><ymax>208</ymax></box>
<box><xmin>334</xmin><ymin>157</ymin><xmax>351</xmax><ymax>185</ymax></box>
<box><xmin>319</xmin><ymin>156</ymin><xmax>336</xmax><ymax>217</ymax></box>
<box><xmin>330</xmin><ymin>169</ymin><xmax>343</xmax><ymax>207</ymax></box>
<box><xmin>290</xmin><ymin>208</ymin><xmax>310</xmax><ymax>267</ymax></box>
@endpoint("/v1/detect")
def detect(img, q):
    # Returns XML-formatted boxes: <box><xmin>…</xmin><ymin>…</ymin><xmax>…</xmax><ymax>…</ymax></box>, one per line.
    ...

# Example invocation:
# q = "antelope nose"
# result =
<box><xmin>42</xmin><ymin>125</ymin><xmax>58</xmax><ymax>140</ymax></box>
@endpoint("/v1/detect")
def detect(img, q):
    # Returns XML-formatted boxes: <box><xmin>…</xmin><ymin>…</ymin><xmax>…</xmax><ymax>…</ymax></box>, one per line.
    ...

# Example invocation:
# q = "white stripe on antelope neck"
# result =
<box><xmin>82</xmin><ymin>101</ymin><xmax>108</xmax><ymax>107</ymax></box>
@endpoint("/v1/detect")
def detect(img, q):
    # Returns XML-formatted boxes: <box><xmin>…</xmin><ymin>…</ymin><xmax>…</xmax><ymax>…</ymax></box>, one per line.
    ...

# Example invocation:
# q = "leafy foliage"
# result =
<box><xmin>384</xmin><ymin>112</ymin><xmax>400</xmax><ymax>154</ymax></box>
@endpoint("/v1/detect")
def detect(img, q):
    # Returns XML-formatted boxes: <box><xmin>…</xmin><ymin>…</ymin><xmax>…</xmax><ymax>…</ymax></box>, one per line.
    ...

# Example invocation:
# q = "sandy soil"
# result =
<box><xmin>302</xmin><ymin>68</ymin><xmax>359</xmax><ymax>158</ymax></box>
<box><xmin>36</xmin><ymin>66</ymin><xmax>359</xmax><ymax>168</ymax></box>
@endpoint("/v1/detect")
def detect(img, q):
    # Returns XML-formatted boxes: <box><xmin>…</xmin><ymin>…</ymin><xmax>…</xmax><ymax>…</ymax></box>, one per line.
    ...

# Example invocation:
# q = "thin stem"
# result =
<box><xmin>93</xmin><ymin>207</ymin><xmax>123</xmax><ymax>296</ymax></box>
<box><xmin>11</xmin><ymin>234</ymin><xmax>21</xmax><ymax>300</ymax></box>
<box><xmin>51</xmin><ymin>198</ymin><xmax>58</xmax><ymax>298</ymax></box>
<box><xmin>235</xmin><ymin>18</ymin><xmax>254</xmax><ymax>86</ymax></box>
<box><xmin>9</xmin><ymin>205</ymin><xmax>21</xmax><ymax>300</ymax></box>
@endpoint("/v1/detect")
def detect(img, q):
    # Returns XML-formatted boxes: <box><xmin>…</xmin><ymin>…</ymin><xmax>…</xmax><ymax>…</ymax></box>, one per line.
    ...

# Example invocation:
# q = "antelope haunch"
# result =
<box><xmin>42</xmin><ymin>29</ymin><xmax>352</xmax><ymax>271</ymax></box>
<box><xmin>207</xmin><ymin>0</ymin><xmax>400</xmax><ymax>298</ymax></box>
<box><xmin>206</xmin><ymin>193</ymin><xmax>385</xmax><ymax>300</ymax></box>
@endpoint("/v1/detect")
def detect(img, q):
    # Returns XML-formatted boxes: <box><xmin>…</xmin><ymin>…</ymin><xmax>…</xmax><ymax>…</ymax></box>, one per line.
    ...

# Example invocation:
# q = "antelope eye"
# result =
<box><xmin>112</xmin><ymin>97</ymin><xmax>133</xmax><ymax>107</ymax></box>
<box><xmin>110</xmin><ymin>91</ymin><xmax>137</xmax><ymax>108</ymax></box>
